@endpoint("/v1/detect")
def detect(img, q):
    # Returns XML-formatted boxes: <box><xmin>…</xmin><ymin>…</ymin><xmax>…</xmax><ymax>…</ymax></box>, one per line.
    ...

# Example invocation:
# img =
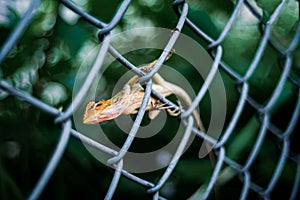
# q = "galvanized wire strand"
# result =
<box><xmin>245</xmin><ymin>0</ymin><xmax>300</xmax><ymax>56</ymax></box>
<box><xmin>71</xmin><ymin>130</ymin><xmax>162</xmax><ymax>195</ymax></box>
<box><xmin>281</xmin><ymin>88</ymin><xmax>300</xmax><ymax>138</ymax></box>
<box><xmin>153</xmin><ymin>192</ymin><xmax>159</xmax><ymax>200</ymax></box>
<box><xmin>249</xmin><ymin>181</ymin><xmax>264</xmax><ymax>196</ymax></box>
<box><xmin>192</xmin><ymin>124</ymin><xmax>217</xmax><ymax>146</ymax></box>
<box><xmin>245</xmin><ymin>93</ymin><xmax>264</xmax><ymax>111</ymax></box>
<box><xmin>202</xmin><ymin>147</ymin><xmax>225</xmax><ymax>200</ymax></box>
<box><xmin>60</xmin><ymin>0</ymin><xmax>107</xmax><ymax>28</ymax></box>
<box><xmin>181</xmin><ymin>46</ymin><xmax>222</xmax><ymax>119</ymax></box>
<box><xmin>285</xmin><ymin>19</ymin><xmax>300</xmax><ymax>55</ymax></box>
<box><xmin>55</xmin><ymin>34</ymin><xmax>111</xmax><ymax>124</ymax></box>
<box><xmin>208</xmin><ymin>0</ymin><xmax>244</xmax><ymax>49</ymax></box>
<box><xmin>0</xmin><ymin>80</ymin><xmax>59</xmax><ymax>115</ymax></box>
<box><xmin>147</xmin><ymin>115</ymin><xmax>194</xmax><ymax>193</ymax></box>
<box><xmin>28</xmin><ymin>120</ymin><xmax>72</xmax><ymax>200</ymax></box>
<box><xmin>268</xmin><ymin>37</ymin><xmax>287</xmax><ymax>56</ymax></box>
<box><xmin>107</xmin><ymin>80</ymin><xmax>153</xmax><ymax>165</ymax></box>
<box><xmin>69</xmin><ymin>128</ymin><xmax>164</xmax><ymax>198</ymax></box>
<box><xmin>215</xmin><ymin>53</ymin><xmax>243</xmax><ymax>80</ymax></box>
<box><xmin>215</xmin><ymin>82</ymin><xmax>249</xmax><ymax>149</ymax></box>
<box><xmin>240</xmin><ymin>171</ymin><xmax>251</xmax><ymax>200</ymax></box>
<box><xmin>260</xmin><ymin>139</ymin><xmax>289</xmax><ymax>196</ymax></box>
<box><xmin>97</xmin><ymin>0</ymin><xmax>131</xmax><ymax>41</ymax></box>
<box><xmin>105</xmin><ymin>160</ymin><xmax>123</xmax><ymax>200</ymax></box>
<box><xmin>71</xmin><ymin>126</ymin><xmax>174</xmax><ymax>199</ymax></box>
<box><xmin>0</xmin><ymin>0</ymin><xmax>41</xmax><ymax>64</ymax></box>
<box><xmin>289</xmin><ymin>76</ymin><xmax>300</xmax><ymax>89</ymax></box>
<box><xmin>267</xmin><ymin>122</ymin><xmax>283</xmax><ymax>138</ymax></box>
<box><xmin>240</xmin><ymin>0</ymin><xmax>288</xmax><ymax>83</ymax></box>
<box><xmin>268</xmin><ymin>86</ymin><xmax>300</xmax><ymax>145</ymax></box>
<box><xmin>259</xmin><ymin>56</ymin><xmax>291</xmax><ymax>114</ymax></box>
<box><xmin>158</xmin><ymin>195</ymin><xmax>167</xmax><ymax>200</ymax></box>
<box><xmin>227</xmin><ymin>157</ymin><xmax>244</xmax><ymax>171</ymax></box>
<box><xmin>290</xmin><ymin>156</ymin><xmax>300</xmax><ymax>200</ymax></box>
<box><xmin>139</xmin><ymin>2</ymin><xmax>188</xmax><ymax>85</ymax></box>
<box><xmin>121</xmin><ymin>170</ymin><xmax>155</xmax><ymax>188</ymax></box>
<box><xmin>107</xmin><ymin>46</ymin><xmax>145</xmax><ymax>76</ymax></box>
<box><xmin>241</xmin><ymin>114</ymin><xmax>269</xmax><ymax>172</ymax></box>
<box><xmin>70</xmin><ymin>129</ymin><xmax>118</xmax><ymax>156</ymax></box>
<box><xmin>172</xmin><ymin>0</ymin><xmax>214</xmax><ymax>43</ymax></box>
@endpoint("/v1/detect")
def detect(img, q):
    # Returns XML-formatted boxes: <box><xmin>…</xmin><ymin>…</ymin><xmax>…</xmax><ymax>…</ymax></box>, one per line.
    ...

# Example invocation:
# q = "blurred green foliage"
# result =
<box><xmin>0</xmin><ymin>0</ymin><xmax>299</xmax><ymax>199</ymax></box>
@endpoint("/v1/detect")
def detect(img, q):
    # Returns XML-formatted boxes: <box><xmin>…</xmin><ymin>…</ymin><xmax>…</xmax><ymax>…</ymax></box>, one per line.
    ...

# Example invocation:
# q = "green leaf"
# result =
<box><xmin>39</xmin><ymin>81</ymin><xmax>68</xmax><ymax>106</ymax></box>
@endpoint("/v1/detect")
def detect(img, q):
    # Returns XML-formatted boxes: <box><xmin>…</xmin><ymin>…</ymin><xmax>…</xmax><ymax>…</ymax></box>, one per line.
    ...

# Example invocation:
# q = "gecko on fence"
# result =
<box><xmin>82</xmin><ymin>51</ymin><xmax>206</xmax><ymax>134</ymax></box>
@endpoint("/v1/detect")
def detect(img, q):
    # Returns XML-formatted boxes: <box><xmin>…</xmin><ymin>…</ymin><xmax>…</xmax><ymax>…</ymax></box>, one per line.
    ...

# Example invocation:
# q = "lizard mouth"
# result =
<box><xmin>82</xmin><ymin>110</ymin><xmax>100</xmax><ymax>124</ymax></box>
<box><xmin>82</xmin><ymin>111</ymin><xmax>122</xmax><ymax>124</ymax></box>
<box><xmin>82</xmin><ymin>115</ymin><xmax>97</xmax><ymax>124</ymax></box>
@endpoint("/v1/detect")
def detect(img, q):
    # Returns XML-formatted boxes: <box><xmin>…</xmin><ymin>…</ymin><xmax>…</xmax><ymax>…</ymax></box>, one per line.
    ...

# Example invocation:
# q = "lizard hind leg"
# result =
<box><xmin>167</xmin><ymin>100</ymin><xmax>182</xmax><ymax>117</ymax></box>
<box><xmin>149</xmin><ymin>105</ymin><xmax>181</xmax><ymax>119</ymax></box>
<box><xmin>149</xmin><ymin>100</ymin><xmax>181</xmax><ymax>119</ymax></box>
<box><xmin>167</xmin><ymin>107</ymin><xmax>181</xmax><ymax>116</ymax></box>
<box><xmin>147</xmin><ymin>100</ymin><xmax>167</xmax><ymax>120</ymax></box>
<box><xmin>147</xmin><ymin>100</ymin><xmax>162</xmax><ymax>120</ymax></box>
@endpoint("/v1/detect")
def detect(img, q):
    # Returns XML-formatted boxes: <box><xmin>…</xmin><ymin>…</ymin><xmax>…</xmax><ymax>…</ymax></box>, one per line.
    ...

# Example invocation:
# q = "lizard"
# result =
<box><xmin>82</xmin><ymin>82</ymin><xmax>177</xmax><ymax>124</ymax></box>
<box><xmin>82</xmin><ymin>51</ymin><xmax>206</xmax><ymax>135</ymax></box>
<box><xmin>82</xmin><ymin>51</ymin><xmax>217</xmax><ymax>196</ymax></box>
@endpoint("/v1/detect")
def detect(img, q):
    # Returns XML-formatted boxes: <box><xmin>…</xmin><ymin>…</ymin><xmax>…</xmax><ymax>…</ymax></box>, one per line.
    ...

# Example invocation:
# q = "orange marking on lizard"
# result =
<box><xmin>82</xmin><ymin>99</ymin><xmax>122</xmax><ymax>124</ymax></box>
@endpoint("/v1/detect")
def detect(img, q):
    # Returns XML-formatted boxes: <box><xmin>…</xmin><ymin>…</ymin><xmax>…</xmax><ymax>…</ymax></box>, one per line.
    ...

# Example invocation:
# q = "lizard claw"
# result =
<box><xmin>154</xmin><ymin>101</ymin><xmax>173</xmax><ymax>110</ymax></box>
<box><xmin>167</xmin><ymin>100</ymin><xmax>182</xmax><ymax>116</ymax></box>
<box><xmin>167</xmin><ymin>107</ymin><xmax>181</xmax><ymax>116</ymax></box>
<box><xmin>154</xmin><ymin>100</ymin><xmax>182</xmax><ymax>116</ymax></box>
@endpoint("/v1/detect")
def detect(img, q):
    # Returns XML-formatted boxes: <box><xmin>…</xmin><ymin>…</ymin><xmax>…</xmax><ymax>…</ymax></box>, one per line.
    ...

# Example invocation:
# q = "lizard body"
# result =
<box><xmin>83</xmin><ymin>82</ymin><xmax>173</xmax><ymax>124</ymax></box>
<box><xmin>83</xmin><ymin>53</ymin><xmax>205</xmax><ymax>134</ymax></box>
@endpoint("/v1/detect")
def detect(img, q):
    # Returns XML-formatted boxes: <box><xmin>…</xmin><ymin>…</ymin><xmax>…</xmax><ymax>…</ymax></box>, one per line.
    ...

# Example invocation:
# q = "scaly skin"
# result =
<box><xmin>82</xmin><ymin>83</ymin><xmax>174</xmax><ymax>124</ymax></box>
<box><xmin>82</xmin><ymin>50</ymin><xmax>205</xmax><ymax>134</ymax></box>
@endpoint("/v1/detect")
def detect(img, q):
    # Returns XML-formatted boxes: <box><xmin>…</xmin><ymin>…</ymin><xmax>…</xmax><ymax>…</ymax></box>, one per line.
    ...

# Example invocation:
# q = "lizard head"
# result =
<box><xmin>82</xmin><ymin>99</ymin><xmax>123</xmax><ymax>124</ymax></box>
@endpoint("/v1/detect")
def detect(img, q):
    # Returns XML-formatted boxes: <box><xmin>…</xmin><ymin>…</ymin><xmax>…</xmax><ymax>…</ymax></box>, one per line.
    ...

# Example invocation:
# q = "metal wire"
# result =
<box><xmin>0</xmin><ymin>0</ymin><xmax>299</xmax><ymax>199</ymax></box>
<box><xmin>0</xmin><ymin>0</ymin><xmax>41</xmax><ymax>63</ymax></box>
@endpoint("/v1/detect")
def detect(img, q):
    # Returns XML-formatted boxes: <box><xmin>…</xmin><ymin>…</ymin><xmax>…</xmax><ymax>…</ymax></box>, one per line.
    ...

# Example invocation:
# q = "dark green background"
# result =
<box><xmin>0</xmin><ymin>0</ymin><xmax>299</xmax><ymax>199</ymax></box>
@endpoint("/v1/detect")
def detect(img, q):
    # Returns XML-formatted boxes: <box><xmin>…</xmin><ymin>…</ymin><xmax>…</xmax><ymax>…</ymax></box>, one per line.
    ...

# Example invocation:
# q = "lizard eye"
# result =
<box><xmin>89</xmin><ymin>104</ymin><xmax>95</xmax><ymax>109</ymax></box>
<box><xmin>89</xmin><ymin>101</ymin><xmax>103</xmax><ymax>110</ymax></box>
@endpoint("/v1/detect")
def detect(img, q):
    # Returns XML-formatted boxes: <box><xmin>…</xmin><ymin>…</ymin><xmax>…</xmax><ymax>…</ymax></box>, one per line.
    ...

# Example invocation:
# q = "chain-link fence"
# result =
<box><xmin>0</xmin><ymin>0</ymin><xmax>299</xmax><ymax>199</ymax></box>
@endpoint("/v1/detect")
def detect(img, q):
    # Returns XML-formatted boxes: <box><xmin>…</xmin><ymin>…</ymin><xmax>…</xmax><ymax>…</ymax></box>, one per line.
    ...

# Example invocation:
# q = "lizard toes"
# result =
<box><xmin>167</xmin><ymin>108</ymin><xmax>181</xmax><ymax>116</ymax></box>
